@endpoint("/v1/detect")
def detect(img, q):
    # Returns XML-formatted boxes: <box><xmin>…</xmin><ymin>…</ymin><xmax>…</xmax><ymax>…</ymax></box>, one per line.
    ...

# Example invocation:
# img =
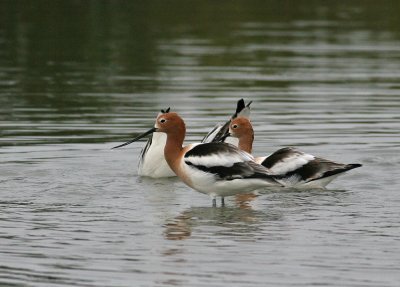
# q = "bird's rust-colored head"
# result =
<box><xmin>155</xmin><ymin>112</ymin><xmax>186</xmax><ymax>135</ymax></box>
<box><xmin>229</xmin><ymin>117</ymin><xmax>254</xmax><ymax>139</ymax></box>
<box><xmin>229</xmin><ymin>117</ymin><xmax>254</xmax><ymax>154</ymax></box>
<box><xmin>112</xmin><ymin>109</ymin><xmax>186</xmax><ymax>149</ymax></box>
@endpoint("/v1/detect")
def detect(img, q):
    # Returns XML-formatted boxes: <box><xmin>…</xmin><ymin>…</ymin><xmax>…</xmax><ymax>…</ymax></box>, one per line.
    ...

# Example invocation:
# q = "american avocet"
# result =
<box><xmin>113</xmin><ymin>100</ymin><xmax>252</xmax><ymax>178</ymax></box>
<box><xmin>224</xmin><ymin>116</ymin><xmax>362</xmax><ymax>188</ymax></box>
<box><xmin>113</xmin><ymin>111</ymin><xmax>282</xmax><ymax>206</ymax></box>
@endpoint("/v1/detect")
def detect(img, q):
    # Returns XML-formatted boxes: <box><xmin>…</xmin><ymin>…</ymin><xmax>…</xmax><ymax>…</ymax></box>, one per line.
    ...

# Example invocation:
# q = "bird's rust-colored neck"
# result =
<box><xmin>163</xmin><ymin>126</ymin><xmax>185</xmax><ymax>172</ymax></box>
<box><xmin>238</xmin><ymin>132</ymin><xmax>254</xmax><ymax>154</ymax></box>
<box><xmin>230</xmin><ymin>117</ymin><xmax>255</xmax><ymax>154</ymax></box>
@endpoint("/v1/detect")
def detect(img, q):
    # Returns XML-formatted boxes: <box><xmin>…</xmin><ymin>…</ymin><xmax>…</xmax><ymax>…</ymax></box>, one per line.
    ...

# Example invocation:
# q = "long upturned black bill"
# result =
<box><xmin>112</xmin><ymin>127</ymin><xmax>157</xmax><ymax>149</ymax></box>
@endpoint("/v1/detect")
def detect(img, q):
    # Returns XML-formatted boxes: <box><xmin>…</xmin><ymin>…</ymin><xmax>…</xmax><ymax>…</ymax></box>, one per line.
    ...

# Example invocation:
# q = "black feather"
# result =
<box><xmin>233</xmin><ymin>99</ymin><xmax>246</xmax><ymax>118</ymax></box>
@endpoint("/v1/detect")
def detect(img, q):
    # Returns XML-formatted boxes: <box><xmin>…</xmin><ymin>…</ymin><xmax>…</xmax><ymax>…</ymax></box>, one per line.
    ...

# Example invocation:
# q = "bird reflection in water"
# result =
<box><xmin>163</xmin><ymin>201</ymin><xmax>279</xmax><ymax>241</ymax></box>
<box><xmin>163</xmin><ymin>212</ymin><xmax>193</xmax><ymax>240</ymax></box>
<box><xmin>235</xmin><ymin>193</ymin><xmax>258</xmax><ymax>209</ymax></box>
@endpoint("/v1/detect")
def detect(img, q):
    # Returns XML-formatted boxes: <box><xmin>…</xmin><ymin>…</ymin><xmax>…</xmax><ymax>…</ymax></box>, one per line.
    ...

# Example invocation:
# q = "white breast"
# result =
<box><xmin>138</xmin><ymin>132</ymin><xmax>175</xmax><ymax>178</ymax></box>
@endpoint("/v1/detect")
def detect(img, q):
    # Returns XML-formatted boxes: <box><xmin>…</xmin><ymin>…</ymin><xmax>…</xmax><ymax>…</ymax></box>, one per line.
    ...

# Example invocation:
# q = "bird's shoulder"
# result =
<box><xmin>184</xmin><ymin>142</ymin><xmax>253</xmax><ymax>167</ymax></box>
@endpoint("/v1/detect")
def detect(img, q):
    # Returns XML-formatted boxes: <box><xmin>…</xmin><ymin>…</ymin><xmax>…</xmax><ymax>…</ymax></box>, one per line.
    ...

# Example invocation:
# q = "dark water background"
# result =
<box><xmin>1</xmin><ymin>1</ymin><xmax>400</xmax><ymax>286</ymax></box>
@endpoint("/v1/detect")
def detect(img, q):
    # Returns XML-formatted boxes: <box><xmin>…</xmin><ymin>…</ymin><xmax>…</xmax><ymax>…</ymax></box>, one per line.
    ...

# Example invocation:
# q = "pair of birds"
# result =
<box><xmin>113</xmin><ymin>100</ymin><xmax>361</xmax><ymax>206</ymax></box>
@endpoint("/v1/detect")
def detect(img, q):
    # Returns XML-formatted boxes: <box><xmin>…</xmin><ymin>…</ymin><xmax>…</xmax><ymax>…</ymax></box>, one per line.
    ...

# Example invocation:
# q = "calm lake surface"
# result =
<box><xmin>1</xmin><ymin>1</ymin><xmax>400</xmax><ymax>286</ymax></box>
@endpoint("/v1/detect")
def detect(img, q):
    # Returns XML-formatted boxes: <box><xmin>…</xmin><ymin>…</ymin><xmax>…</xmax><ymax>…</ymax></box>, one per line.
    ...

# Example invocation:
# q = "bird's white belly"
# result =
<box><xmin>138</xmin><ymin>133</ymin><xmax>175</xmax><ymax>178</ymax></box>
<box><xmin>182</xmin><ymin>163</ymin><xmax>274</xmax><ymax>198</ymax></box>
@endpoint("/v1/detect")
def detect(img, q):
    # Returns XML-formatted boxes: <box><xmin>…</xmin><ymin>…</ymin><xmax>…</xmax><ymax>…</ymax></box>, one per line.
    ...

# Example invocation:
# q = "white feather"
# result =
<box><xmin>224</xmin><ymin>136</ymin><xmax>239</xmax><ymax>146</ymax></box>
<box><xmin>269</xmin><ymin>153</ymin><xmax>314</xmax><ymax>175</ymax></box>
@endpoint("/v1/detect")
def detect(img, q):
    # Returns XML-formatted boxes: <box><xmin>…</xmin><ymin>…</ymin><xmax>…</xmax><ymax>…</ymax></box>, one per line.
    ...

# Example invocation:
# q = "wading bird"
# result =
<box><xmin>113</xmin><ymin>111</ymin><xmax>282</xmax><ymax>206</ymax></box>
<box><xmin>113</xmin><ymin>99</ymin><xmax>252</xmax><ymax>178</ymax></box>
<box><xmin>223</xmin><ymin>116</ymin><xmax>362</xmax><ymax>188</ymax></box>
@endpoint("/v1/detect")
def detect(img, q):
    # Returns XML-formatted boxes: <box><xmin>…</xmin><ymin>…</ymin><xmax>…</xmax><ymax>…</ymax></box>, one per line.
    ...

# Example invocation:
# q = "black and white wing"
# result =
<box><xmin>261</xmin><ymin>147</ymin><xmax>362</xmax><ymax>185</ymax></box>
<box><xmin>184</xmin><ymin>142</ymin><xmax>279</xmax><ymax>185</ymax></box>
<box><xmin>201</xmin><ymin>123</ymin><xmax>228</xmax><ymax>143</ymax></box>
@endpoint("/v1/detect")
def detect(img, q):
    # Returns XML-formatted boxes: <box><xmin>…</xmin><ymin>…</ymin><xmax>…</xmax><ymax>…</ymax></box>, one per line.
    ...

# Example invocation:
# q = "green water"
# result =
<box><xmin>1</xmin><ymin>1</ymin><xmax>400</xmax><ymax>286</ymax></box>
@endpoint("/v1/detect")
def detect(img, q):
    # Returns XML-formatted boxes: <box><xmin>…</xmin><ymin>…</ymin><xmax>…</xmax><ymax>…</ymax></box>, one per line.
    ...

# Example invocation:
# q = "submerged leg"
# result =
<box><xmin>212</xmin><ymin>198</ymin><xmax>217</xmax><ymax>207</ymax></box>
<box><xmin>221</xmin><ymin>197</ymin><xmax>225</xmax><ymax>207</ymax></box>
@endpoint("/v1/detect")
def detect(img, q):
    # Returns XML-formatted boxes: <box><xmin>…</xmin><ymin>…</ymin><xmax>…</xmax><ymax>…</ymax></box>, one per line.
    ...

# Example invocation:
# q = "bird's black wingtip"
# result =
<box><xmin>237</xmin><ymin>99</ymin><xmax>245</xmax><ymax>112</ymax></box>
<box><xmin>348</xmin><ymin>163</ymin><xmax>362</xmax><ymax>169</ymax></box>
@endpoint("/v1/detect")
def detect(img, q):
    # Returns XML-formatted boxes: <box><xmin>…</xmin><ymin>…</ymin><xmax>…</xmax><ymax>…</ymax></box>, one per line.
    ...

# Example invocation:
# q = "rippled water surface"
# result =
<box><xmin>1</xmin><ymin>1</ymin><xmax>400</xmax><ymax>286</ymax></box>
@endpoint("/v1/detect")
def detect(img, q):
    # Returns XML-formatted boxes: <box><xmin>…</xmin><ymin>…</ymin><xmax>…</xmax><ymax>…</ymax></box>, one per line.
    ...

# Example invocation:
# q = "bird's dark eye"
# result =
<box><xmin>232</xmin><ymin>124</ymin><xmax>238</xmax><ymax>129</ymax></box>
<box><xmin>160</xmin><ymin>119</ymin><xmax>166</xmax><ymax>123</ymax></box>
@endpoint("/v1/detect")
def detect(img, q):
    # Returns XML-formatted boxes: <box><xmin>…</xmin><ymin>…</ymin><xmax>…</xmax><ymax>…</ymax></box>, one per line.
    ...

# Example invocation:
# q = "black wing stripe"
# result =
<box><xmin>186</xmin><ymin>161</ymin><xmax>278</xmax><ymax>183</ymax></box>
<box><xmin>261</xmin><ymin>147</ymin><xmax>302</xmax><ymax>169</ymax></box>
